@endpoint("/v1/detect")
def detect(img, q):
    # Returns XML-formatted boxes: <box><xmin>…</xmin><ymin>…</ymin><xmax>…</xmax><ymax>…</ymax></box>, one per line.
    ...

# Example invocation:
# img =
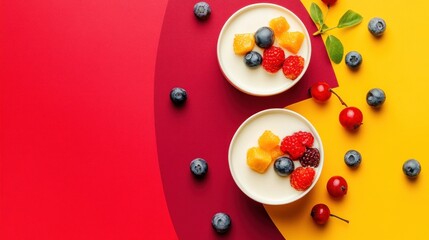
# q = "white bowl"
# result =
<box><xmin>217</xmin><ymin>3</ymin><xmax>312</xmax><ymax>96</ymax></box>
<box><xmin>228</xmin><ymin>108</ymin><xmax>323</xmax><ymax>205</ymax></box>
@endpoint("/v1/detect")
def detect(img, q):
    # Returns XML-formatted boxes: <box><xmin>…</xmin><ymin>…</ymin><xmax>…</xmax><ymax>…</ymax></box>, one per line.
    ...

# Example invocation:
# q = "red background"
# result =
<box><xmin>1</xmin><ymin>1</ymin><xmax>176</xmax><ymax>239</ymax></box>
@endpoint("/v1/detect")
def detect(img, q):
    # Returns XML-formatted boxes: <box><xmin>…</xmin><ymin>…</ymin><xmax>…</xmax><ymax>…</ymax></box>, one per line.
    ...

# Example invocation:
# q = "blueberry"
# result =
<box><xmin>211</xmin><ymin>212</ymin><xmax>231</xmax><ymax>234</ymax></box>
<box><xmin>273</xmin><ymin>157</ymin><xmax>294</xmax><ymax>176</ymax></box>
<box><xmin>403</xmin><ymin>159</ymin><xmax>421</xmax><ymax>178</ymax></box>
<box><xmin>366</xmin><ymin>88</ymin><xmax>386</xmax><ymax>108</ymax></box>
<box><xmin>190</xmin><ymin>158</ymin><xmax>208</xmax><ymax>177</ymax></box>
<box><xmin>345</xmin><ymin>51</ymin><xmax>362</xmax><ymax>69</ymax></box>
<box><xmin>244</xmin><ymin>51</ymin><xmax>262</xmax><ymax>68</ymax></box>
<box><xmin>254</xmin><ymin>27</ymin><xmax>274</xmax><ymax>48</ymax></box>
<box><xmin>193</xmin><ymin>2</ymin><xmax>211</xmax><ymax>20</ymax></box>
<box><xmin>170</xmin><ymin>87</ymin><xmax>187</xmax><ymax>105</ymax></box>
<box><xmin>344</xmin><ymin>150</ymin><xmax>362</xmax><ymax>168</ymax></box>
<box><xmin>368</xmin><ymin>17</ymin><xmax>386</xmax><ymax>37</ymax></box>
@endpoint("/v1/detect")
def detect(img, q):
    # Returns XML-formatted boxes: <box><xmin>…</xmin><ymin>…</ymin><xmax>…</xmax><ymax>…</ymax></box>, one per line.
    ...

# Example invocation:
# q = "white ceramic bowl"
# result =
<box><xmin>228</xmin><ymin>108</ymin><xmax>323</xmax><ymax>205</ymax></box>
<box><xmin>217</xmin><ymin>3</ymin><xmax>312</xmax><ymax>96</ymax></box>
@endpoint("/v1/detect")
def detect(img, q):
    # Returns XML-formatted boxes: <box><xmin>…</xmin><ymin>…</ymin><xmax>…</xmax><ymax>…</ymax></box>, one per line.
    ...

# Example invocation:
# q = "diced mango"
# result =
<box><xmin>247</xmin><ymin>147</ymin><xmax>272</xmax><ymax>173</ymax></box>
<box><xmin>278</xmin><ymin>31</ymin><xmax>305</xmax><ymax>54</ymax></box>
<box><xmin>233</xmin><ymin>33</ymin><xmax>255</xmax><ymax>55</ymax></box>
<box><xmin>269</xmin><ymin>145</ymin><xmax>285</xmax><ymax>160</ymax></box>
<box><xmin>258</xmin><ymin>130</ymin><xmax>280</xmax><ymax>151</ymax></box>
<box><xmin>269</xmin><ymin>16</ymin><xmax>290</xmax><ymax>37</ymax></box>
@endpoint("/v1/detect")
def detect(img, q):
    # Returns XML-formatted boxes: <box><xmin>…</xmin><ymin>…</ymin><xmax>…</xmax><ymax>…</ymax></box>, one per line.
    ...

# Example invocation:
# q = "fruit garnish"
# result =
<box><xmin>233</xmin><ymin>33</ymin><xmax>255</xmax><ymax>55</ymax></box>
<box><xmin>339</xmin><ymin>107</ymin><xmax>363</xmax><ymax>130</ymax></box>
<box><xmin>368</xmin><ymin>17</ymin><xmax>386</xmax><ymax>37</ymax></box>
<box><xmin>403</xmin><ymin>159</ymin><xmax>421</xmax><ymax>178</ymax></box>
<box><xmin>211</xmin><ymin>212</ymin><xmax>231</xmax><ymax>234</ymax></box>
<box><xmin>294</xmin><ymin>131</ymin><xmax>314</xmax><ymax>147</ymax></box>
<box><xmin>344</xmin><ymin>149</ymin><xmax>362</xmax><ymax>168</ymax></box>
<box><xmin>254</xmin><ymin>26</ymin><xmax>275</xmax><ymax>48</ymax></box>
<box><xmin>299</xmin><ymin>147</ymin><xmax>320</xmax><ymax>167</ymax></box>
<box><xmin>190</xmin><ymin>158</ymin><xmax>208</xmax><ymax>178</ymax></box>
<box><xmin>258</xmin><ymin>130</ymin><xmax>280</xmax><ymax>151</ymax></box>
<box><xmin>309</xmin><ymin>81</ymin><xmax>332</xmax><ymax>102</ymax></box>
<box><xmin>366</xmin><ymin>88</ymin><xmax>386</xmax><ymax>108</ymax></box>
<box><xmin>321</xmin><ymin>0</ymin><xmax>337</xmax><ymax>7</ymax></box>
<box><xmin>280</xmin><ymin>131</ymin><xmax>314</xmax><ymax>160</ymax></box>
<box><xmin>290</xmin><ymin>167</ymin><xmax>315</xmax><ymax>191</ymax></box>
<box><xmin>282</xmin><ymin>55</ymin><xmax>304</xmax><ymax>80</ymax></box>
<box><xmin>262</xmin><ymin>46</ymin><xmax>285</xmax><ymax>73</ymax></box>
<box><xmin>246</xmin><ymin>147</ymin><xmax>272</xmax><ymax>173</ymax></box>
<box><xmin>326</xmin><ymin>176</ymin><xmax>348</xmax><ymax>198</ymax></box>
<box><xmin>193</xmin><ymin>2</ymin><xmax>211</xmax><ymax>20</ymax></box>
<box><xmin>244</xmin><ymin>51</ymin><xmax>262</xmax><ymax>68</ymax></box>
<box><xmin>310</xmin><ymin>2</ymin><xmax>362</xmax><ymax>63</ymax></box>
<box><xmin>311</xmin><ymin>204</ymin><xmax>349</xmax><ymax>225</ymax></box>
<box><xmin>278</xmin><ymin>31</ymin><xmax>305</xmax><ymax>54</ymax></box>
<box><xmin>269</xmin><ymin>145</ymin><xmax>285</xmax><ymax>160</ymax></box>
<box><xmin>280</xmin><ymin>135</ymin><xmax>306</xmax><ymax>160</ymax></box>
<box><xmin>345</xmin><ymin>51</ymin><xmax>362</xmax><ymax>69</ymax></box>
<box><xmin>269</xmin><ymin>16</ymin><xmax>290</xmax><ymax>37</ymax></box>
<box><xmin>309</xmin><ymin>81</ymin><xmax>364</xmax><ymax>131</ymax></box>
<box><xmin>170</xmin><ymin>87</ymin><xmax>188</xmax><ymax>105</ymax></box>
<box><xmin>273</xmin><ymin>156</ymin><xmax>294</xmax><ymax>177</ymax></box>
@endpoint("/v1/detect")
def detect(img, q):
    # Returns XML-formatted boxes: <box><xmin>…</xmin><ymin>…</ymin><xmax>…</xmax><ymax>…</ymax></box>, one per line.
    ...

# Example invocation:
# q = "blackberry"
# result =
<box><xmin>299</xmin><ymin>147</ymin><xmax>320</xmax><ymax>167</ymax></box>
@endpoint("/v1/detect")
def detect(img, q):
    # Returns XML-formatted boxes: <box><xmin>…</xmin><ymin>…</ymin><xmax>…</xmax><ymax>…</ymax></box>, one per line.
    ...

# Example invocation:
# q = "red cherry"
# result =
<box><xmin>322</xmin><ymin>0</ymin><xmax>338</xmax><ymax>7</ymax></box>
<box><xmin>327</xmin><ymin>176</ymin><xmax>348</xmax><ymax>198</ymax></box>
<box><xmin>339</xmin><ymin>107</ymin><xmax>363</xmax><ymax>130</ymax></box>
<box><xmin>310</xmin><ymin>81</ymin><xmax>332</xmax><ymax>102</ymax></box>
<box><xmin>311</xmin><ymin>204</ymin><xmax>349</xmax><ymax>225</ymax></box>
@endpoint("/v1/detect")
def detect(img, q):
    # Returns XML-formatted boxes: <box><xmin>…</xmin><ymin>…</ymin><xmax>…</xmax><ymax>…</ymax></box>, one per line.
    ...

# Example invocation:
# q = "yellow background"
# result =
<box><xmin>265</xmin><ymin>0</ymin><xmax>429</xmax><ymax>239</ymax></box>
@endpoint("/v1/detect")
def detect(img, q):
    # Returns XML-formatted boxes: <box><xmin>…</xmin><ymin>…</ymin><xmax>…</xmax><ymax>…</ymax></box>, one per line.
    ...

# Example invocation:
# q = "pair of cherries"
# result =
<box><xmin>309</xmin><ymin>82</ymin><xmax>363</xmax><ymax>131</ymax></box>
<box><xmin>311</xmin><ymin>176</ymin><xmax>349</xmax><ymax>225</ymax></box>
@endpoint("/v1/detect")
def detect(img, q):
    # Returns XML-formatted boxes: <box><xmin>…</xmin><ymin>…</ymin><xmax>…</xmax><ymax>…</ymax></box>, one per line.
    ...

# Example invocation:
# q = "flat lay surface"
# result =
<box><xmin>1</xmin><ymin>0</ymin><xmax>428</xmax><ymax>239</ymax></box>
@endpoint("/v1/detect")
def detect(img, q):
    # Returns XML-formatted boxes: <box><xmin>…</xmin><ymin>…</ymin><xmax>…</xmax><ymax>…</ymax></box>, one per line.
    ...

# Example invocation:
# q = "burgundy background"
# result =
<box><xmin>155</xmin><ymin>0</ymin><xmax>337</xmax><ymax>239</ymax></box>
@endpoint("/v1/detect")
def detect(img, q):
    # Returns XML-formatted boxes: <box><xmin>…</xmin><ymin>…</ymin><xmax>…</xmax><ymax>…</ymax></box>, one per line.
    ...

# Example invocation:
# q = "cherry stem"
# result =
<box><xmin>329</xmin><ymin>89</ymin><xmax>348</xmax><ymax>107</ymax></box>
<box><xmin>330</xmin><ymin>214</ymin><xmax>350</xmax><ymax>224</ymax></box>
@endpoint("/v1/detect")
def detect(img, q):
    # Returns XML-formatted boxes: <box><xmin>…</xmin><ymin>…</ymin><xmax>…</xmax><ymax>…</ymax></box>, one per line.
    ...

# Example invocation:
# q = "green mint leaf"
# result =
<box><xmin>321</xmin><ymin>24</ymin><xmax>329</xmax><ymax>32</ymax></box>
<box><xmin>337</xmin><ymin>10</ymin><xmax>363</xmax><ymax>28</ymax></box>
<box><xmin>326</xmin><ymin>35</ymin><xmax>344</xmax><ymax>64</ymax></box>
<box><xmin>310</xmin><ymin>3</ymin><xmax>324</xmax><ymax>26</ymax></box>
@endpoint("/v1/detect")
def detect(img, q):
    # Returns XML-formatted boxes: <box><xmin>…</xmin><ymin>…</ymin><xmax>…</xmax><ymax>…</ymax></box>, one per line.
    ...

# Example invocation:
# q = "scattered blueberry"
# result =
<box><xmin>211</xmin><ymin>212</ymin><xmax>231</xmax><ymax>234</ymax></box>
<box><xmin>273</xmin><ymin>157</ymin><xmax>295</xmax><ymax>176</ymax></box>
<box><xmin>190</xmin><ymin>158</ymin><xmax>208</xmax><ymax>177</ymax></box>
<box><xmin>244</xmin><ymin>51</ymin><xmax>262</xmax><ymax>68</ymax></box>
<box><xmin>366</xmin><ymin>88</ymin><xmax>386</xmax><ymax>108</ymax></box>
<box><xmin>170</xmin><ymin>87</ymin><xmax>187</xmax><ymax>105</ymax></box>
<box><xmin>193</xmin><ymin>2</ymin><xmax>211</xmax><ymax>20</ymax></box>
<box><xmin>403</xmin><ymin>159</ymin><xmax>421</xmax><ymax>178</ymax></box>
<box><xmin>368</xmin><ymin>17</ymin><xmax>386</xmax><ymax>37</ymax></box>
<box><xmin>344</xmin><ymin>150</ymin><xmax>362</xmax><ymax>168</ymax></box>
<box><xmin>345</xmin><ymin>51</ymin><xmax>362</xmax><ymax>69</ymax></box>
<box><xmin>254</xmin><ymin>27</ymin><xmax>274</xmax><ymax>48</ymax></box>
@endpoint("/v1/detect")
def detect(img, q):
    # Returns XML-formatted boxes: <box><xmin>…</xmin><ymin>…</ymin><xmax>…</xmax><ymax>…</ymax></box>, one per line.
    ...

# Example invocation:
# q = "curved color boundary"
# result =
<box><xmin>154</xmin><ymin>0</ymin><xmax>338</xmax><ymax>239</ymax></box>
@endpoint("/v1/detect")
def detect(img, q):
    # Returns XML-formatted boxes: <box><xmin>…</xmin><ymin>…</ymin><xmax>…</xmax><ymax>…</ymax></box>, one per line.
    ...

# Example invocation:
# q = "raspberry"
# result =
<box><xmin>280</xmin><ymin>135</ymin><xmax>306</xmax><ymax>160</ymax></box>
<box><xmin>299</xmin><ymin>147</ymin><xmax>320</xmax><ymax>167</ymax></box>
<box><xmin>293</xmin><ymin>131</ymin><xmax>314</xmax><ymax>147</ymax></box>
<box><xmin>262</xmin><ymin>46</ymin><xmax>285</xmax><ymax>73</ymax></box>
<box><xmin>290</xmin><ymin>167</ymin><xmax>316</xmax><ymax>191</ymax></box>
<box><xmin>282</xmin><ymin>55</ymin><xmax>304</xmax><ymax>80</ymax></box>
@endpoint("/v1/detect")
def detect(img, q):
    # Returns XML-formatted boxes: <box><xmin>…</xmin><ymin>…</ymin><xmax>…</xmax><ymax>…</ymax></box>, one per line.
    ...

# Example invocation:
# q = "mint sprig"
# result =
<box><xmin>309</xmin><ymin>2</ymin><xmax>363</xmax><ymax>63</ymax></box>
